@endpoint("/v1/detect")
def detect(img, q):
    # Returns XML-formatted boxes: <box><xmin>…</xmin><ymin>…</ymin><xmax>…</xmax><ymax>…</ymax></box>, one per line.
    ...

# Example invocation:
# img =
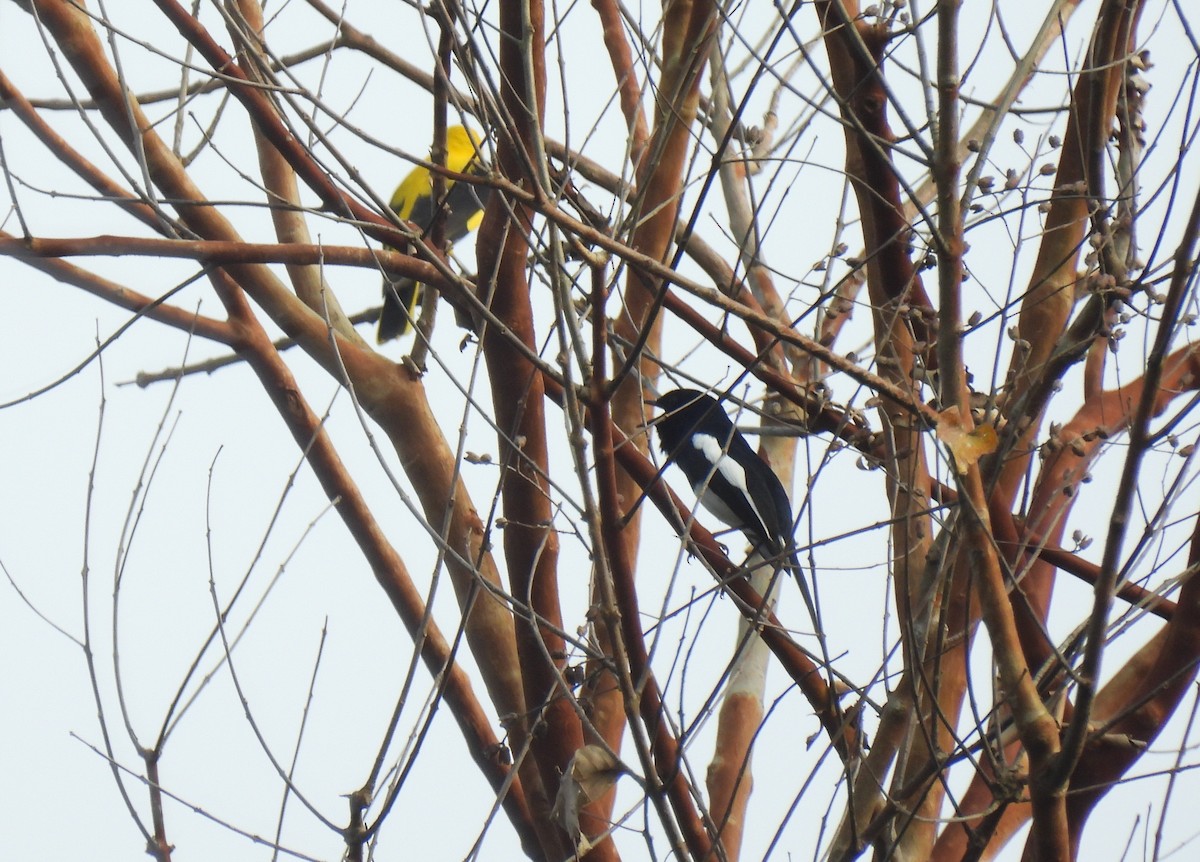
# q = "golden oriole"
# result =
<box><xmin>378</xmin><ymin>125</ymin><xmax>490</xmax><ymax>342</ymax></box>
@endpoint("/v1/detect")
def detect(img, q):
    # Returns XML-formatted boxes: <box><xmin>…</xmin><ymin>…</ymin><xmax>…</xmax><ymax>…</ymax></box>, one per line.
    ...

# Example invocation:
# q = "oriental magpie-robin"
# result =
<box><xmin>651</xmin><ymin>389</ymin><xmax>798</xmax><ymax>572</ymax></box>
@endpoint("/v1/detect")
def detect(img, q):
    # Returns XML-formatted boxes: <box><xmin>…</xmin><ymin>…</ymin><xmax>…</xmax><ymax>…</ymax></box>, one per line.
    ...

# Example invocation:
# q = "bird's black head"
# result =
<box><xmin>651</xmin><ymin>389</ymin><xmax>733</xmax><ymax>453</ymax></box>
<box><xmin>652</xmin><ymin>388</ymin><xmax>717</xmax><ymax>415</ymax></box>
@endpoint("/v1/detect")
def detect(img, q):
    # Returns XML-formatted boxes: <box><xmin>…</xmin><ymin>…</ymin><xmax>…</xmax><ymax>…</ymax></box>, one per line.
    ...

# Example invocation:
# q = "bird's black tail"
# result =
<box><xmin>780</xmin><ymin>547</ymin><xmax>821</xmax><ymax>639</ymax></box>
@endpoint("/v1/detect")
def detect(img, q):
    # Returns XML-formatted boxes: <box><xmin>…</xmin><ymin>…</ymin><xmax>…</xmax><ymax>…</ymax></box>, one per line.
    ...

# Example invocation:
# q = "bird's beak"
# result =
<box><xmin>641</xmin><ymin>398</ymin><xmax>663</xmax><ymax>437</ymax></box>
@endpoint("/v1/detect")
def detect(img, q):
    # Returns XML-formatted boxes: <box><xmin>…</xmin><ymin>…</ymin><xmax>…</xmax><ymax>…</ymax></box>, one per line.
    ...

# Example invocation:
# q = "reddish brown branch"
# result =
<box><xmin>1017</xmin><ymin>532</ymin><xmax>1178</xmax><ymax>623</ymax></box>
<box><xmin>592</xmin><ymin>0</ymin><xmax>650</xmax><ymax>163</ymax></box>
<box><xmin>994</xmin><ymin>0</ymin><xmax>1143</xmax><ymax>505</ymax></box>
<box><xmin>607</xmin><ymin>0</ymin><xmax>717</xmax><ymax>548</ymax></box>
<box><xmin>1064</xmin><ymin>512</ymin><xmax>1200</xmax><ymax>853</ymax></box>
<box><xmin>933</xmin><ymin>331</ymin><xmax>1199</xmax><ymax>858</ymax></box>
<box><xmin>143</xmin><ymin>752</ymin><xmax>173</xmax><ymax>862</ymax></box>
<box><xmin>233</xmin><ymin>316</ymin><xmax>542</xmax><ymax>855</ymax></box>
<box><xmin>0</xmin><ymin>69</ymin><xmax>165</xmax><ymax>233</ymax></box>
<box><xmin>815</xmin><ymin>4</ymin><xmax>933</xmax><ymax>341</ymax></box>
<box><xmin>0</xmin><ymin>234</ymin><xmax>442</xmax><ymax>285</ymax></box>
<box><xmin>589</xmin><ymin>310</ymin><xmax>711</xmax><ymax>859</ymax></box>
<box><xmin>815</xmin><ymin>3</ymin><xmax>941</xmax><ymax>854</ymax></box>
<box><xmin>30</xmin><ymin>4</ymin><xmax>543</xmax><ymax>853</ymax></box>
<box><xmin>468</xmin><ymin>2</ymin><xmax>591</xmax><ymax>859</ymax></box>
<box><xmin>0</xmin><ymin>232</ymin><xmax>232</xmax><ymax>342</ymax></box>
<box><xmin>1054</xmin><ymin>176</ymin><xmax>1200</xmax><ymax>843</ymax></box>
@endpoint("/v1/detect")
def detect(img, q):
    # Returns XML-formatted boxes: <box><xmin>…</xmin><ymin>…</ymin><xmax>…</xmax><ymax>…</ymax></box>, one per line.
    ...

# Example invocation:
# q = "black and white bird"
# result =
<box><xmin>652</xmin><ymin>389</ymin><xmax>798</xmax><ymax>571</ymax></box>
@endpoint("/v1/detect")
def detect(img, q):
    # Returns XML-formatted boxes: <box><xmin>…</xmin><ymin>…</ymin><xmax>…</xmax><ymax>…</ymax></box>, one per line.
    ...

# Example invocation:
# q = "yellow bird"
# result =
<box><xmin>378</xmin><ymin>125</ymin><xmax>490</xmax><ymax>342</ymax></box>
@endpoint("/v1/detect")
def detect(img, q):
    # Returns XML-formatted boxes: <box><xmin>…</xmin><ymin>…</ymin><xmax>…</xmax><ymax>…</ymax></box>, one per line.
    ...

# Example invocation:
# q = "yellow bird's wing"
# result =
<box><xmin>438</xmin><ymin>166</ymin><xmax>491</xmax><ymax>242</ymax></box>
<box><xmin>388</xmin><ymin>163</ymin><xmax>431</xmax><ymax>222</ymax></box>
<box><xmin>378</xmin><ymin>126</ymin><xmax>488</xmax><ymax>342</ymax></box>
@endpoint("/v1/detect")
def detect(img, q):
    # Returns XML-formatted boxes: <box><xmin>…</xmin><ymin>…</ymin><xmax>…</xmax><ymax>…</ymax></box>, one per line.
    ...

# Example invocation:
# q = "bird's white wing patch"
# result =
<box><xmin>690</xmin><ymin>433</ymin><xmax>772</xmax><ymax>537</ymax></box>
<box><xmin>690</xmin><ymin>434</ymin><xmax>747</xmax><ymax>491</ymax></box>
